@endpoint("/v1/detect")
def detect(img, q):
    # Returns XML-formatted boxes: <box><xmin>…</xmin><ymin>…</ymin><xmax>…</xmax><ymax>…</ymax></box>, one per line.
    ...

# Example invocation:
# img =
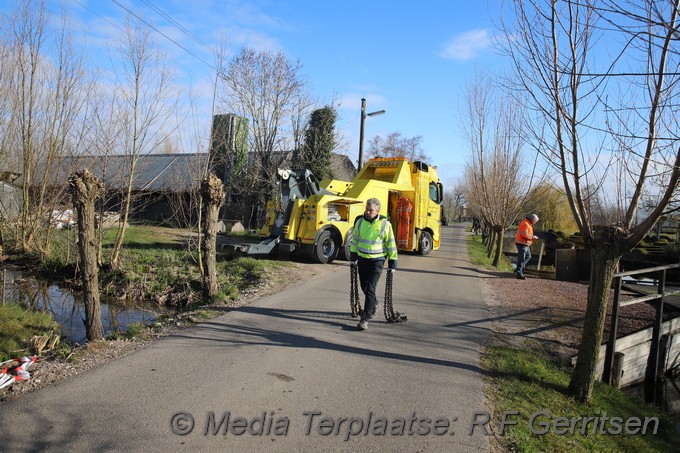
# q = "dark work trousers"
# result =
<box><xmin>357</xmin><ymin>257</ymin><xmax>384</xmax><ymax>320</ymax></box>
<box><xmin>516</xmin><ymin>243</ymin><xmax>531</xmax><ymax>277</ymax></box>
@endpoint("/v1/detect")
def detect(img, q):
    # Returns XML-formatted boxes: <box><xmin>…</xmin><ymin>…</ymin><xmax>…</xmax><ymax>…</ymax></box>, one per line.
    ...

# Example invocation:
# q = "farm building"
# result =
<box><xmin>10</xmin><ymin>113</ymin><xmax>356</xmax><ymax>228</ymax></box>
<box><xmin>17</xmin><ymin>150</ymin><xmax>355</xmax><ymax>227</ymax></box>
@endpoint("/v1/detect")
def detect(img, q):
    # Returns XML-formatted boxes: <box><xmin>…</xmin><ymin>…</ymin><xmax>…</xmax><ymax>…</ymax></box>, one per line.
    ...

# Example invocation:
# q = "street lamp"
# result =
<box><xmin>358</xmin><ymin>98</ymin><xmax>385</xmax><ymax>170</ymax></box>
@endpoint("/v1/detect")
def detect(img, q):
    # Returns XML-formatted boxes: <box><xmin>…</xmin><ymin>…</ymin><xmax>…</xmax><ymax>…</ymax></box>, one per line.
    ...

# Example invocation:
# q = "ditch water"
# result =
<box><xmin>1</xmin><ymin>268</ymin><xmax>169</xmax><ymax>344</ymax></box>
<box><xmin>622</xmin><ymin>377</ymin><xmax>680</xmax><ymax>436</ymax></box>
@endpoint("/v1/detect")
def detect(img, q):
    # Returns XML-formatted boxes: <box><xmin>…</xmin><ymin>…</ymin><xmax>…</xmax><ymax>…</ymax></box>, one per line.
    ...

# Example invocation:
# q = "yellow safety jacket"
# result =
<box><xmin>350</xmin><ymin>215</ymin><xmax>398</xmax><ymax>262</ymax></box>
<box><xmin>515</xmin><ymin>218</ymin><xmax>534</xmax><ymax>246</ymax></box>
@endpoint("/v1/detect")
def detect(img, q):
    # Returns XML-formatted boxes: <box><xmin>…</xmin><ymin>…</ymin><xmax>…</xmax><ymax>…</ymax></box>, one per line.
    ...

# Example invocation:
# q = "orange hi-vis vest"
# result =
<box><xmin>515</xmin><ymin>218</ymin><xmax>534</xmax><ymax>246</ymax></box>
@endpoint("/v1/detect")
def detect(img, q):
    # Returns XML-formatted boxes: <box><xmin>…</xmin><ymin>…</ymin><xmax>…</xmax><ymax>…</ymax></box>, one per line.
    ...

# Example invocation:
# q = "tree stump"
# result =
<box><xmin>201</xmin><ymin>173</ymin><xmax>226</xmax><ymax>300</ymax></box>
<box><xmin>69</xmin><ymin>168</ymin><xmax>105</xmax><ymax>341</ymax></box>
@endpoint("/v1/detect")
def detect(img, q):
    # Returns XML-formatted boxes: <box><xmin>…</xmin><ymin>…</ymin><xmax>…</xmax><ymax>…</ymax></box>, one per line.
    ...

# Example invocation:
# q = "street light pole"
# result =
<box><xmin>357</xmin><ymin>98</ymin><xmax>385</xmax><ymax>171</ymax></box>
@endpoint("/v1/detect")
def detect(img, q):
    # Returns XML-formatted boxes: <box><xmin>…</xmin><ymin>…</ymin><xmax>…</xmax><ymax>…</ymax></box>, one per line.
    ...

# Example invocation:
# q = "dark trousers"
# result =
<box><xmin>516</xmin><ymin>244</ymin><xmax>531</xmax><ymax>276</ymax></box>
<box><xmin>358</xmin><ymin>257</ymin><xmax>384</xmax><ymax>320</ymax></box>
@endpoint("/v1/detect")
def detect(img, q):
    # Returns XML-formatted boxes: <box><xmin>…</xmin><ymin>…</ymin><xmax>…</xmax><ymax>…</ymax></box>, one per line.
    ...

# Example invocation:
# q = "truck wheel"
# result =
<box><xmin>418</xmin><ymin>231</ymin><xmax>433</xmax><ymax>255</ymax></box>
<box><xmin>341</xmin><ymin>229</ymin><xmax>353</xmax><ymax>261</ymax></box>
<box><xmin>314</xmin><ymin>230</ymin><xmax>338</xmax><ymax>263</ymax></box>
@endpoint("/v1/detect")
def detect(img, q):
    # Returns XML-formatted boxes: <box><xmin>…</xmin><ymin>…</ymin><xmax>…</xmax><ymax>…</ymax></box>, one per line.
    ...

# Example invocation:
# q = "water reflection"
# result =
<box><xmin>622</xmin><ymin>376</ymin><xmax>680</xmax><ymax>436</ymax></box>
<box><xmin>1</xmin><ymin>268</ymin><xmax>168</xmax><ymax>344</ymax></box>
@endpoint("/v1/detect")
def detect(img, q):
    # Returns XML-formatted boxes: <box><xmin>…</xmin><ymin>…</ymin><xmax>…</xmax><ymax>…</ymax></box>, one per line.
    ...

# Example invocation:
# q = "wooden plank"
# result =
<box><xmin>665</xmin><ymin>334</ymin><xmax>680</xmax><ymax>371</ymax></box>
<box><xmin>604</xmin><ymin>317</ymin><xmax>680</xmax><ymax>351</ymax></box>
<box><xmin>573</xmin><ymin>318</ymin><xmax>680</xmax><ymax>387</ymax></box>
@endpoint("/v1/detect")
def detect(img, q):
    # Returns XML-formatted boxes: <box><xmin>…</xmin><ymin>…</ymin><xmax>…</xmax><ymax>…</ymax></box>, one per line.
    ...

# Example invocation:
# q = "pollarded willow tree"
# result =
<box><xmin>463</xmin><ymin>71</ymin><xmax>538</xmax><ymax>267</ymax></box>
<box><xmin>501</xmin><ymin>0</ymin><xmax>680</xmax><ymax>401</ymax></box>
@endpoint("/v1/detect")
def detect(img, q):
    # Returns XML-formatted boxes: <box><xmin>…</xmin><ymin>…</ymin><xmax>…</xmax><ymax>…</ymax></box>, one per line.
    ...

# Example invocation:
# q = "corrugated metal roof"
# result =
<box><xmin>40</xmin><ymin>153</ymin><xmax>208</xmax><ymax>192</ymax></box>
<box><xmin>21</xmin><ymin>151</ymin><xmax>355</xmax><ymax>192</ymax></box>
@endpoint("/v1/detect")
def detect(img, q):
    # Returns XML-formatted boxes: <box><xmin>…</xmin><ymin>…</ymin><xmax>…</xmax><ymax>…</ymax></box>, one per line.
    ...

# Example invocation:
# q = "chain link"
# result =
<box><xmin>350</xmin><ymin>265</ymin><xmax>362</xmax><ymax>318</ymax></box>
<box><xmin>384</xmin><ymin>271</ymin><xmax>407</xmax><ymax>323</ymax></box>
<box><xmin>350</xmin><ymin>265</ymin><xmax>406</xmax><ymax>323</ymax></box>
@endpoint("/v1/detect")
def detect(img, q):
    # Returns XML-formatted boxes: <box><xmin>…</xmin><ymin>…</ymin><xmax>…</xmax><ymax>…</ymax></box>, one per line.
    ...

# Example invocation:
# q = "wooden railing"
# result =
<box><xmin>603</xmin><ymin>263</ymin><xmax>680</xmax><ymax>403</ymax></box>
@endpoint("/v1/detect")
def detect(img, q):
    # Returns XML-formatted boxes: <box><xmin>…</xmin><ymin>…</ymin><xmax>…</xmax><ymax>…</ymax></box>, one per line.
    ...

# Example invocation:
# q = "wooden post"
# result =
<box><xmin>537</xmin><ymin>240</ymin><xmax>545</xmax><ymax>271</ymax></box>
<box><xmin>645</xmin><ymin>269</ymin><xmax>666</xmax><ymax>405</ymax></box>
<box><xmin>611</xmin><ymin>352</ymin><xmax>625</xmax><ymax>388</ymax></box>
<box><xmin>69</xmin><ymin>168</ymin><xmax>105</xmax><ymax>341</ymax></box>
<box><xmin>603</xmin><ymin>275</ymin><xmax>623</xmax><ymax>384</ymax></box>
<box><xmin>658</xmin><ymin>334</ymin><xmax>671</xmax><ymax>379</ymax></box>
<box><xmin>201</xmin><ymin>173</ymin><xmax>226</xmax><ymax>300</ymax></box>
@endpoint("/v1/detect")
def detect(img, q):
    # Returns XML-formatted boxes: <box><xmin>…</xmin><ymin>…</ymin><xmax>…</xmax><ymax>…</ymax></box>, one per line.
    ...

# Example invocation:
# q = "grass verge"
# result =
<box><xmin>0</xmin><ymin>304</ymin><xmax>60</xmax><ymax>362</ymax></box>
<box><xmin>483</xmin><ymin>346</ymin><xmax>679</xmax><ymax>452</ymax></box>
<box><xmin>467</xmin><ymin>233</ymin><xmax>513</xmax><ymax>271</ymax></box>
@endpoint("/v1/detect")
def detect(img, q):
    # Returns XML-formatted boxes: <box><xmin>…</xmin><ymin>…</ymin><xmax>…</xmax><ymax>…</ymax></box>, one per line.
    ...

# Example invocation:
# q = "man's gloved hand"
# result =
<box><xmin>350</xmin><ymin>261</ymin><xmax>358</xmax><ymax>269</ymax></box>
<box><xmin>387</xmin><ymin>268</ymin><xmax>396</xmax><ymax>274</ymax></box>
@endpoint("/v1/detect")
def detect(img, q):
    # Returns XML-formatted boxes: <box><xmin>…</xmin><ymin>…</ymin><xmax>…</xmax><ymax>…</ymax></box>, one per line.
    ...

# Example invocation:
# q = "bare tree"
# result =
<box><xmin>501</xmin><ymin>0</ymin><xmax>680</xmax><ymax>401</ymax></box>
<box><xmin>219</xmin><ymin>47</ymin><xmax>309</xmax><ymax>227</ymax></box>
<box><xmin>367</xmin><ymin>132</ymin><xmax>430</xmax><ymax>162</ymax></box>
<box><xmin>463</xmin><ymin>72</ymin><xmax>535</xmax><ymax>266</ymax></box>
<box><xmin>0</xmin><ymin>0</ymin><xmax>88</xmax><ymax>256</ymax></box>
<box><xmin>109</xmin><ymin>16</ymin><xmax>178</xmax><ymax>266</ymax></box>
<box><xmin>9</xmin><ymin>0</ymin><xmax>49</xmax><ymax>252</ymax></box>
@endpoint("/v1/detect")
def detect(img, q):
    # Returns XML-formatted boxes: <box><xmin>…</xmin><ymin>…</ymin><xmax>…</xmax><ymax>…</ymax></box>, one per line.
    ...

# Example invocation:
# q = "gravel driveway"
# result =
<box><xmin>480</xmin><ymin>267</ymin><xmax>679</xmax><ymax>363</ymax></box>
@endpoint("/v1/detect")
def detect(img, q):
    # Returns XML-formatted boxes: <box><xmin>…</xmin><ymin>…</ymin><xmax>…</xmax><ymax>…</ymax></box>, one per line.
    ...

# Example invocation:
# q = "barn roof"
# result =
<box><xmin>22</xmin><ymin>151</ymin><xmax>356</xmax><ymax>192</ymax></box>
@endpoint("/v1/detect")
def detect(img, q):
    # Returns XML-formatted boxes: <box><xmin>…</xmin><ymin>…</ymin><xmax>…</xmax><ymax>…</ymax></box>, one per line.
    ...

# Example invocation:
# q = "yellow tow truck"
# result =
<box><xmin>238</xmin><ymin>157</ymin><xmax>443</xmax><ymax>263</ymax></box>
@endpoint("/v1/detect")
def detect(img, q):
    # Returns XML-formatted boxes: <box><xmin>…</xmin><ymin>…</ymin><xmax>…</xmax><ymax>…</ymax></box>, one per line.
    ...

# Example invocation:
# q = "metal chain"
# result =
<box><xmin>351</xmin><ymin>265</ymin><xmax>406</xmax><ymax>323</ymax></box>
<box><xmin>350</xmin><ymin>265</ymin><xmax>362</xmax><ymax>318</ymax></box>
<box><xmin>384</xmin><ymin>271</ymin><xmax>407</xmax><ymax>323</ymax></box>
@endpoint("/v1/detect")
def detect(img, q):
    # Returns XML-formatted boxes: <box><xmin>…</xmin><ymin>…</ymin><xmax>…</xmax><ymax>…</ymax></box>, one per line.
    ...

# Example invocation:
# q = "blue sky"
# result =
<box><xmin>6</xmin><ymin>0</ymin><xmax>508</xmax><ymax>189</ymax></box>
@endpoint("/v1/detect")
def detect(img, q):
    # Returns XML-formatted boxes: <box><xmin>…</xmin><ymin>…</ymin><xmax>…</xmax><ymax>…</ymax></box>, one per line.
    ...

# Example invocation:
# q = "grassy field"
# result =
<box><xmin>468</xmin><ymin>232</ymin><xmax>680</xmax><ymax>451</ymax></box>
<box><xmin>37</xmin><ymin>224</ymin><xmax>284</xmax><ymax>303</ymax></box>
<box><xmin>1</xmin><ymin>224</ymin><xmax>286</xmax><ymax>359</ymax></box>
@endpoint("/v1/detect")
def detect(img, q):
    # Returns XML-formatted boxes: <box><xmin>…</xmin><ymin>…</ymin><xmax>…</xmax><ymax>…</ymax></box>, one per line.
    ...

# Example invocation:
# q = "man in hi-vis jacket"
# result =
<box><xmin>515</xmin><ymin>213</ymin><xmax>539</xmax><ymax>280</ymax></box>
<box><xmin>349</xmin><ymin>198</ymin><xmax>398</xmax><ymax>331</ymax></box>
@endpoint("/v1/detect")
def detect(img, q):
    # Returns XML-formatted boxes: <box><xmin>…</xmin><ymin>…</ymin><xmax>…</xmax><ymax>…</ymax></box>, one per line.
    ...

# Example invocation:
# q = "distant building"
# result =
<box><xmin>18</xmin><ymin>150</ymin><xmax>355</xmax><ymax>226</ymax></box>
<box><xmin>13</xmin><ymin>113</ymin><xmax>356</xmax><ymax>228</ymax></box>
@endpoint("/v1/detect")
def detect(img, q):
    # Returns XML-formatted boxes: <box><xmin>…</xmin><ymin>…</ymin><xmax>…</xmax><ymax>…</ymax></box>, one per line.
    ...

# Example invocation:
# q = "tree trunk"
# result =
<box><xmin>568</xmin><ymin>245</ymin><xmax>620</xmax><ymax>401</ymax></box>
<box><xmin>69</xmin><ymin>168</ymin><xmax>105</xmax><ymax>341</ymax></box>
<box><xmin>492</xmin><ymin>225</ymin><xmax>504</xmax><ymax>267</ymax></box>
<box><xmin>201</xmin><ymin>173</ymin><xmax>226</xmax><ymax>300</ymax></box>
<box><xmin>487</xmin><ymin>228</ymin><xmax>496</xmax><ymax>259</ymax></box>
<box><xmin>110</xmin><ymin>180</ymin><xmax>134</xmax><ymax>267</ymax></box>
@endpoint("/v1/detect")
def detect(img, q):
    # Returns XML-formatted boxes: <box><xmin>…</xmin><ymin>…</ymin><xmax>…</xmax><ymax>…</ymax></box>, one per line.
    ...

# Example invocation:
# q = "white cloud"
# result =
<box><xmin>441</xmin><ymin>29</ymin><xmax>492</xmax><ymax>60</ymax></box>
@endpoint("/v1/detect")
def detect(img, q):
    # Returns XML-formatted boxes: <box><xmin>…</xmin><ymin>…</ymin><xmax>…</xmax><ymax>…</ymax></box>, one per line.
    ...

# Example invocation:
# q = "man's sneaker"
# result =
<box><xmin>371</xmin><ymin>303</ymin><xmax>381</xmax><ymax>318</ymax></box>
<box><xmin>517</xmin><ymin>274</ymin><xmax>526</xmax><ymax>280</ymax></box>
<box><xmin>357</xmin><ymin>319</ymin><xmax>369</xmax><ymax>331</ymax></box>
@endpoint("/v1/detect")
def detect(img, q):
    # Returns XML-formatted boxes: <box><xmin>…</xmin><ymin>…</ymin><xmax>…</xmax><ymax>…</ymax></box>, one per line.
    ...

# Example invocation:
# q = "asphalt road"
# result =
<box><xmin>0</xmin><ymin>224</ymin><xmax>493</xmax><ymax>453</ymax></box>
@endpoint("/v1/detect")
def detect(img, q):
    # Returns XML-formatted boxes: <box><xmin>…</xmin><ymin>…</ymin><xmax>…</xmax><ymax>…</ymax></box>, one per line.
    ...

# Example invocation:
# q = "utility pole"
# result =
<box><xmin>357</xmin><ymin>98</ymin><xmax>385</xmax><ymax>170</ymax></box>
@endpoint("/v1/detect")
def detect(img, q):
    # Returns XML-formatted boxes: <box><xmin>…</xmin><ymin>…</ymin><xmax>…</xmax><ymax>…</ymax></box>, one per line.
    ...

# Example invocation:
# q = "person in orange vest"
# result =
<box><xmin>515</xmin><ymin>213</ymin><xmax>539</xmax><ymax>279</ymax></box>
